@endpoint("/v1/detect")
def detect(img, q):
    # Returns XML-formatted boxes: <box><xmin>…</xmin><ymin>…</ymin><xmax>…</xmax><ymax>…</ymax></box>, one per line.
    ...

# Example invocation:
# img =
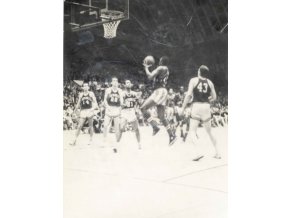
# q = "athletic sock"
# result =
<box><xmin>180</xmin><ymin>129</ymin><xmax>184</xmax><ymax>138</ymax></box>
<box><xmin>143</xmin><ymin>111</ymin><xmax>159</xmax><ymax>130</ymax></box>
<box><xmin>184</xmin><ymin>132</ymin><xmax>188</xmax><ymax>140</ymax></box>
<box><xmin>164</xmin><ymin>123</ymin><xmax>174</xmax><ymax>137</ymax></box>
<box><xmin>160</xmin><ymin>118</ymin><xmax>174</xmax><ymax>137</ymax></box>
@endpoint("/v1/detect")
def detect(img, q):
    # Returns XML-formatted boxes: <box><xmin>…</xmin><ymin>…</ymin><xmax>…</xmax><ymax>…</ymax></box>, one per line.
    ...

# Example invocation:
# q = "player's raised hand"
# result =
<box><xmin>143</xmin><ymin>55</ymin><xmax>155</xmax><ymax>68</ymax></box>
<box><xmin>143</xmin><ymin>62</ymin><xmax>151</xmax><ymax>68</ymax></box>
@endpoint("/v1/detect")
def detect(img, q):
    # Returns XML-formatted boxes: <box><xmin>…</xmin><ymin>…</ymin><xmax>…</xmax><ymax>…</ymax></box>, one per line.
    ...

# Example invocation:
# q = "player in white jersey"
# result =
<box><xmin>181</xmin><ymin>65</ymin><xmax>221</xmax><ymax>159</ymax></box>
<box><xmin>103</xmin><ymin>77</ymin><xmax>123</xmax><ymax>153</ymax></box>
<box><xmin>70</xmin><ymin>83</ymin><xmax>99</xmax><ymax>146</ymax></box>
<box><xmin>119</xmin><ymin>80</ymin><xmax>141</xmax><ymax>149</ymax></box>
<box><xmin>166</xmin><ymin>102</ymin><xmax>176</xmax><ymax>132</ymax></box>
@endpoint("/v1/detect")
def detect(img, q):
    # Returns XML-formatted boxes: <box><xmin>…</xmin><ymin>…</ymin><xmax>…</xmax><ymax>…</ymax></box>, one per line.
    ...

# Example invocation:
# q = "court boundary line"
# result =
<box><xmin>164</xmin><ymin>182</ymin><xmax>227</xmax><ymax>194</ymax></box>
<box><xmin>162</xmin><ymin>164</ymin><xmax>227</xmax><ymax>182</ymax></box>
<box><xmin>64</xmin><ymin>166</ymin><xmax>227</xmax><ymax>194</ymax></box>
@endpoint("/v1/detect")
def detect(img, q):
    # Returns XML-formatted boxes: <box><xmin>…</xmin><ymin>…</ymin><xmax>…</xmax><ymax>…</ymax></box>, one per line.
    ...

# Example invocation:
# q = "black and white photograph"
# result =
<box><xmin>63</xmin><ymin>0</ymin><xmax>228</xmax><ymax>217</ymax></box>
<box><xmin>3</xmin><ymin>1</ymin><xmax>290</xmax><ymax>218</ymax></box>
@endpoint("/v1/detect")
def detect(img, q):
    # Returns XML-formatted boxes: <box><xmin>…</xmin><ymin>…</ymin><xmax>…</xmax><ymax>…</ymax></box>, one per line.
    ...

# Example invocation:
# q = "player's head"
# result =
<box><xmin>82</xmin><ymin>83</ymin><xmax>89</xmax><ymax>92</ymax></box>
<box><xmin>169</xmin><ymin>88</ymin><xmax>173</xmax><ymax>94</ymax></box>
<box><xmin>159</xmin><ymin>56</ymin><xmax>169</xmax><ymax>66</ymax></box>
<box><xmin>111</xmin><ymin>77</ymin><xmax>118</xmax><ymax>88</ymax></box>
<box><xmin>180</xmin><ymin>86</ymin><xmax>184</xmax><ymax>93</ymax></box>
<box><xmin>198</xmin><ymin>65</ymin><xmax>210</xmax><ymax>78</ymax></box>
<box><xmin>125</xmin><ymin>79</ymin><xmax>132</xmax><ymax>89</ymax></box>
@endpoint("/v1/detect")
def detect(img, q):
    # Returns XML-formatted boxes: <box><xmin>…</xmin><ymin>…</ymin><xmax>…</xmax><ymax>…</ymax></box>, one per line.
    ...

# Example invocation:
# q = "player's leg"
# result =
<box><xmin>203</xmin><ymin>119</ymin><xmax>221</xmax><ymax>159</ymax></box>
<box><xmin>70</xmin><ymin>117</ymin><xmax>86</xmax><ymax>145</ymax></box>
<box><xmin>189</xmin><ymin>104</ymin><xmax>204</xmax><ymax>159</ymax></box>
<box><xmin>103</xmin><ymin>114</ymin><xmax>112</xmax><ymax>143</ymax></box>
<box><xmin>140</xmin><ymin>97</ymin><xmax>160</xmax><ymax>135</ymax></box>
<box><xmin>183</xmin><ymin>117</ymin><xmax>190</xmax><ymax>142</ymax></box>
<box><xmin>117</xmin><ymin>117</ymin><xmax>127</xmax><ymax>142</ymax></box>
<box><xmin>131</xmin><ymin>120</ymin><xmax>141</xmax><ymax>149</ymax></box>
<box><xmin>179</xmin><ymin>119</ymin><xmax>184</xmax><ymax>138</ymax></box>
<box><xmin>87</xmin><ymin>116</ymin><xmax>94</xmax><ymax>145</ymax></box>
<box><xmin>156</xmin><ymin>105</ymin><xmax>176</xmax><ymax>145</ymax></box>
<box><xmin>190</xmin><ymin>118</ymin><xmax>204</xmax><ymax>160</ymax></box>
<box><xmin>113</xmin><ymin>116</ymin><xmax>121</xmax><ymax>153</ymax></box>
<box><xmin>120</xmin><ymin>116</ymin><xmax>128</xmax><ymax>133</ymax></box>
<box><xmin>114</xmin><ymin>116</ymin><xmax>121</xmax><ymax>142</ymax></box>
<box><xmin>189</xmin><ymin>118</ymin><xmax>199</xmax><ymax>143</ymax></box>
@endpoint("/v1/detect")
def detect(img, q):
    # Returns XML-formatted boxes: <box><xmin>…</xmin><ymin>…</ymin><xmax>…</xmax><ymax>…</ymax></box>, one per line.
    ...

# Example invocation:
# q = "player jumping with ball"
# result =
<box><xmin>141</xmin><ymin>56</ymin><xmax>177</xmax><ymax>145</ymax></box>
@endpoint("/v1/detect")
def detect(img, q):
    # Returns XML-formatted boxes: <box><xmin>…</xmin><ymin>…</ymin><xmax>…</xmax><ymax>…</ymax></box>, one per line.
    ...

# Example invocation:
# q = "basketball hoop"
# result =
<box><xmin>101</xmin><ymin>10</ymin><xmax>124</xmax><ymax>39</ymax></box>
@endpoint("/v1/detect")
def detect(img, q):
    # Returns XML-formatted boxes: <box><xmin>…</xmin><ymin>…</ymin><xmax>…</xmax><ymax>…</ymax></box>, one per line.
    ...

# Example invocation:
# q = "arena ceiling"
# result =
<box><xmin>64</xmin><ymin>0</ymin><xmax>228</xmax><ymax>91</ymax></box>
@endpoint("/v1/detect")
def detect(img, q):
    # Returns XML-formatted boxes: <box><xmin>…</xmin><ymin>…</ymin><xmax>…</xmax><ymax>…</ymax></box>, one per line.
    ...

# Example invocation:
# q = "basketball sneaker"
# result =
<box><xmin>152</xmin><ymin>127</ymin><xmax>160</xmax><ymax>136</ymax></box>
<box><xmin>183</xmin><ymin>133</ymin><xmax>188</xmax><ymax>142</ymax></box>
<box><xmin>169</xmin><ymin>135</ymin><xmax>177</xmax><ymax>146</ymax></box>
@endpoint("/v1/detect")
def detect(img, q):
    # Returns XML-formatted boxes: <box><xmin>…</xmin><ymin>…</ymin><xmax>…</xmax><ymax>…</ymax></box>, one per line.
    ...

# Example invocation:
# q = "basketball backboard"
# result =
<box><xmin>64</xmin><ymin>0</ymin><xmax>129</xmax><ymax>32</ymax></box>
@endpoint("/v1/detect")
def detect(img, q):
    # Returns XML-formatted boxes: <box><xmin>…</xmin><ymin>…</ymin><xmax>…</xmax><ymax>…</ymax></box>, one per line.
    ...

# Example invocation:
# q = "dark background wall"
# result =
<box><xmin>64</xmin><ymin>0</ymin><xmax>227</xmax><ymax>92</ymax></box>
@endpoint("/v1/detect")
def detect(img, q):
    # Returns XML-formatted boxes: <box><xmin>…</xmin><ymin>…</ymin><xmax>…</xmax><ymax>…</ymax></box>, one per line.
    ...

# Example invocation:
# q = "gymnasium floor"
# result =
<box><xmin>64</xmin><ymin>126</ymin><xmax>227</xmax><ymax>218</ymax></box>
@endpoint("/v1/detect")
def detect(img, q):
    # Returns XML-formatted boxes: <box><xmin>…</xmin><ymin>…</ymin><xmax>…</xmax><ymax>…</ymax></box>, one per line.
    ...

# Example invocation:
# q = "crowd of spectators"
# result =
<box><xmin>63</xmin><ymin>79</ymin><xmax>228</xmax><ymax>131</ymax></box>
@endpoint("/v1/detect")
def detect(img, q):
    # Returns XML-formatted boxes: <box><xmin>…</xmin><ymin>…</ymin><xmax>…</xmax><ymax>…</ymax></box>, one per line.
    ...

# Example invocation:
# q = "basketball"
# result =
<box><xmin>143</xmin><ymin>55</ymin><xmax>155</xmax><ymax>66</ymax></box>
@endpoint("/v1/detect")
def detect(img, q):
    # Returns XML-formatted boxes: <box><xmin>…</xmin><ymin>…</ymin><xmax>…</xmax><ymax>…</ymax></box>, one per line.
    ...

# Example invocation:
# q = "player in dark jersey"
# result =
<box><xmin>141</xmin><ymin>56</ymin><xmax>177</xmax><ymax>145</ymax></box>
<box><xmin>175</xmin><ymin>86</ymin><xmax>186</xmax><ymax>106</ymax></box>
<box><xmin>167</xmin><ymin>88</ymin><xmax>176</xmax><ymax>106</ymax></box>
<box><xmin>181</xmin><ymin>65</ymin><xmax>221</xmax><ymax>159</ymax></box>
<box><xmin>103</xmin><ymin>77</ymin><xmax>123</xmax><ymax>153</ymax></box>
<box><xmin>119</xmin><ymin>80</ymin><xmax>141</xmax><ymax>149</ymax></box>
<box><xmin>70</xmin><ymin>83</ymin><xmax>98</xmax><ymax>146</ymax></box>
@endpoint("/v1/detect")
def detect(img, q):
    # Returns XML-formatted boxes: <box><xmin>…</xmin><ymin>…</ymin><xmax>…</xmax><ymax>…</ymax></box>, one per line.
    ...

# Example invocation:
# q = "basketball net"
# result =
<box><xmin>101</xmin><ymin>10</ymin><xmax>124</xmax><ymax>39</ymax></box>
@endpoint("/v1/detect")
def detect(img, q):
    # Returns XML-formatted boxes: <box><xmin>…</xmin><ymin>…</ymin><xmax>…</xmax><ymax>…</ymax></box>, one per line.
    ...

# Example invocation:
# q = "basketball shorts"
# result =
<box><xmin>80</xmin><ymin>109</ymin><xmax>94</xmax><ymax>119</ymax></box>
<box><xmin>105</xmin><ymin>106</ymin><xmax>121</xmax><ymax>118</ymax></box>
<box><xmin>184</xmin><ymin>107</ymin><xmax>191</xmax><ymax>118</ymax></box>
<box><xmin>121</xmin><ymin>108</ymin><xmax>137</xmax><ymax>123</ymax></box>
<box><xmin>148</xmin><ymin>88</ymin><xmax>168</xmax><ymax>106</ymax></box>
<box><xmin>190</xmin><ymin>103</ymin><xmax>211</xmax><ymax>123</ymax></box>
